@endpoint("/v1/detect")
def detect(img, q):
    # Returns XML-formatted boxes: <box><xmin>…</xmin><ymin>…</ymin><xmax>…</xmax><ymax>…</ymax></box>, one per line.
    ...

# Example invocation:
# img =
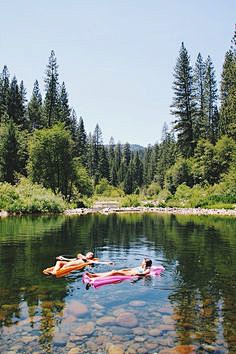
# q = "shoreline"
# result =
<box><xmin>64</xmin><ymin>206</ymin><xmax>236</xmax><ymax>217</ymax></box>
<box><xmin>1</xmin><ymin>206</ymin><xmax>236</xmax><ymax>218</ymax></box>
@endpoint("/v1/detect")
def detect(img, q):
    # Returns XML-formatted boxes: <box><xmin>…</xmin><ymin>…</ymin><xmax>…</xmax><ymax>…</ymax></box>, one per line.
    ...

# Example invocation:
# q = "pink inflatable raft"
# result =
<box><xmin>82</xmin><ymin>265</ymin><xmax>165</xmax><ymax>289</ymax></box>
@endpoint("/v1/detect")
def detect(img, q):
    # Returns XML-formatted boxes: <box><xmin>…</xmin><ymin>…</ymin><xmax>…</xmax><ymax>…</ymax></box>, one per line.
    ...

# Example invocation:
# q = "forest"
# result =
<box><xmin>0</xmin><ymin>29</ymin><xmax>235</xmax><ymax>213</ymax></box>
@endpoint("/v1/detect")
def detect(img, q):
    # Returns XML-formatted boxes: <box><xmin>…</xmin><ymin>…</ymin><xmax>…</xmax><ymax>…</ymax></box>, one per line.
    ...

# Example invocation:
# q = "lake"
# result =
<box><xmin>0</xmin><ymin>213</ymin><xmax>236</xmax><ymax>353</ymax></box>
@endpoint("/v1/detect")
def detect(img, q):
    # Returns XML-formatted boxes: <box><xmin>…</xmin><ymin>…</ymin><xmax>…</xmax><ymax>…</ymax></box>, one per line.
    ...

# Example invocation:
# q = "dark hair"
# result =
<box><xmin>144</xmin><ymin>258</ymin><xmax>152</xmax><ymax>269</ymax></box>
<box><xmin>86</xmin><ymin>251</ymin><xmax>94</xmax><ymax>259</ymax></box>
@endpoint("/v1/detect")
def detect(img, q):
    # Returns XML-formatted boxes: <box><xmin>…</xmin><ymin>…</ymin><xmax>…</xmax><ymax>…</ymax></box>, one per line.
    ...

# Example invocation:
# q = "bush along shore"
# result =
<box><xmin>0</xmin><ymin>179</ymin><xmax>236</xmax><ymax>218</ymax></box>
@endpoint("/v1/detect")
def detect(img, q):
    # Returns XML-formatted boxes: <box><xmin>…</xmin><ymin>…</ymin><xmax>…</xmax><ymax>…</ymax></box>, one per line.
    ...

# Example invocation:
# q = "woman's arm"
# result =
<box><xmin>56</xmin><ymin>256</ymin><xmax>77</xmax><ymax>261</ymax></box>
<box><xmin>90</xmin><ymin>260</ymin><xmax>114</xmax><ymax>265</ymax></box>
<box><xmin>135</xmin><ymin>269</ymin><xmax>150</xmax><ymax>276</ymax></box>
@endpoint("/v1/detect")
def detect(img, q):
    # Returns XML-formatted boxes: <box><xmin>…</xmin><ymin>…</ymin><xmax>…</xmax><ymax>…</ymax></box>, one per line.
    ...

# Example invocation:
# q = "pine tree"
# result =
<box><xmin>204</xmin><ymin>56</ymin><xmax>218</xmax><ymax>141</ymax></box>
<box><xmin>211</xmin><ymin>106</ymin><xmax>220</xmax><ymax>144</ymax></box>
<box><xmin>98</xmin><ymin>145</ymin><xmax>109</xmax><ymax>180</ymax></box>
<box><xmin>110</xmin><ymin>163</ymin><xmax>118</xmax><ymax>186</ymax></box>
<box><xmin>220</xmin><ymin>29</ymin><xmax>236</xmax><ymax>138</ymax></box>
<box><xmin>92</xmin><ymin>124</ymin><xmax>103</xmax><ymax>183</ymax></box>
<box><xmin>143</xmin><ymin>144</ymin><xmax>153</xmax><ymax>185</ymax></box>
<box><xmin>108</xmin><ymin>136</ymin><xmax>115</xmax><ymax>183</ymax></box>
<box><xmin>123</xmin><ymin>165</ymin><xmax>133</xmax><ymax>194</ymax></box>
<box><xmin>8</xmin><ymin>76</ymin><xmax>27</xmax><ymax>128</ymax></box>
<box><xmin>76</xmin><ymin>116</ymin><xmax>87</xmax><ymax>164</ymax></box>
<box><xmin>171</xmin><ymin>42</ymin><xmax>196</xmax><ymax>157</ymax></box>
<box><xmin>44</xmin><ymin>50</ymin><xmax>60</xmax><ymax>127</ymax></box>
<box><xmin>69</xmin><ymin>109</ymin><xmax>78</xmax><ymax>142</ymax></box>
<box><xmin>132</xmin><ymin>151</ymin><xmax>143</xmax><ymax>189</ymax></box>
<box><xmin>28</xmin><ymin>80</ymin><xmax>43</xmax><ymax>130</ymax></box>
<box><xmin>193</xmin><ymin>53</ymin><xmax>207</xmax><ymax>140</ymax></box>
<box><xmin>108</xmin><ymin>136</ymin><xmax>115</xmax><ymax>162</ymax></box>
<box><xmin>86</xmin><ymin>132</ymin><xmax>94</xmax><ymax>177</ymax></box>
<box><xmin>0</xmin><ymin>120</ymin><xmax>20</xmax><ymax>183</ymax></box>
<box><xmin>114</xmin><ymin>141</ymin><xmax>122</xmax><ymax>184</ymax></box>
<box><xmin>123</xmin><ymin>142</ymin><xmax>131</xmax><ymax>167</ymax></box>
<box><xmin>19</xmin><ymin>80</ymin><xmax>28</xmax><ymax>128</ymax></box>
<box><xmin>155</xmin><ymin>124</ymin><xmax>177</xmax><ymax>188</ymax></box>
<box><xmin>119</xmin><ymin>143</ymin><xmax>131</xmax><ymax>183</ymax></box>
<box><xmin>114</xmin><ymin>142</ymin><xmax>122</xmax><ymax>170</ymax></box>
<box><xmin>0</xmin><ymin>66</ymin><xmax>10</xmax><ymax>121</ymax></box>
<box><xmin>58</xmin><ymin>82</ymin><xmax>71</xmax><ymax>125</ymax></box>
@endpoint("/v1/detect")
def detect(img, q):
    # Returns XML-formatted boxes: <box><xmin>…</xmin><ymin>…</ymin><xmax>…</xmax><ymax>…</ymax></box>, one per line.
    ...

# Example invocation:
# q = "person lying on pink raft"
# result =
<box><xmin>83</xmin><ymin>258</ymin><xmax>164</xmax><ymax>288</ymax></box>
<box><xmin>85</xmin><ymin>258</ymin><xmax>153</xmax><ymax>278</ymax></box>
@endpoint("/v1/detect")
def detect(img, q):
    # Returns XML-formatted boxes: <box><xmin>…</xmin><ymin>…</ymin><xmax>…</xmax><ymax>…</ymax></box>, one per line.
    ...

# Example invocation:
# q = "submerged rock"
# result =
<box><xmin>66</xmin><ymin>300</ymin><xmax>89</xmax><ymax>317</ymax></box>
<box><xmin>74</xmin><ymin>322</ymin><xmax>95</xmax><ymax>336</ymax></box>
<box><xmin>129</xmin><ymin>300</ymin><xmax>146</xmax><ymax>307</ymax></box>
<box><xmin>106</xmin><ymin>343</ymin><xmax>125</xmax><ymax>354</ymax></box>
<box><xmin>68</xmin><ymin>348</ymin><xmax>85</xmax><ymax>354</ymax></box>
<box><xmin>115</xmin><ymin>312</ymin><xmax>138</xmax><ymax>328</ymax></box>
<box><xmin>96</xmin><ymin>315</ymin><xmax>116</xmax><ymax>326</ymax></box>
<box><xmin>158</xmin><ymin>344</ymin><xmax>197</xmax><ymax>354</ymax></box>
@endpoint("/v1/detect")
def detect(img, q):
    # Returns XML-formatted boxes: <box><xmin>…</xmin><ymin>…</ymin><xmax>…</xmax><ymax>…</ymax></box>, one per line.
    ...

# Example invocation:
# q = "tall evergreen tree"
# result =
<box><xmin>119</xmin><ymin>142</ymin><xmax>131</xmax><ymax>183</ymax></box>
<box><xmin>211</xmin><ymin>106</ymin><xmax>220</xmax><ymax>144</ymax></box>
<box><xmin>193</xmin><ymin>53</ymin><xmax>207</xmax><ymax>140</ymax></box>
<box><xmin>114</xmin><ymin>141</ymin><xmax>122</xmax><ymax>184</ymax></box>
<box><xmin>44</xmin><ymin>50</ymin><xmax>60</xmax><ymax>127</ymax></box>
<box><xmin>69</xmin><ymin>109</ymin><xmax>78</xmax><ymax>142</ymax></box>
<box><xmin>143</xmin><ymin>144</ymin><xmax>153</xmax><ymax>185</ymax></box>
<box><xmin>204</xmin><ymin>56</ymin><xmax>218</xmax><ymax>141</ymax></box>
<box><xmin>123</xmin><ymin>142</ymin><xmax>131</xmax><ymax>166</ymax></box>
<box><xmin>220</xmin><ymin>29</ymin><xmax>236</xmax><ymax>138</ymax></box>
<box><xmin>108</xmin><ymin>136</ymin><xmax>116</xmax><ymax>184</ymax></box>
<box><xmin>108</xmin><ymin>136</ymin><xmax>115</xmax><ymax>162</ymax></box>
<box><xmin>110</xmin><ymin>163</ymin><xmax>118</xmax><ymax>186</ymax></box>
<box><xmin>92</xmin><ymin>124</ymin><xmax>103</xmax><ymax>183</ymax></box>
<box><xmin>123</xmin><ymin>165</ymin><xmax>133</xmax><ymax>194</ymax></box>
<box><xmin>98</xmin><ymin>145</ymin><xmax>109</xmax><ymax>180</ymax></box>
<box><xmin>76</xmin><ymin>116</ymin><xmax>87</xmax><ymax>164</ymax></box>
<box><xmin>0</xmin><ymin>120</ymin><xmax>20</xmax><ymax>183</ymax></box>
<box><xmin>0</xmin><ymin>66</ymin><xmax>10</xmax><ymax>121</ymax></box>
<box><xmin>155</xmin><ymin>124</ymin><xmax>177</xmax><ymax>187</ymax></box>
<box><xmin>19</xmin><ymin>80</ymin><xmax>27</xmax><ymax>125</ymax></box>
<box><xmin>132</xmin><ymin>151</ymin><xmax>143</xmax><ymax>189</ymax></box>
<box><xmin>28</xmin><ymin>80</ymin><xmax>43</xmax><ymax>130</ymax></box>
<box><xmin>171</xmin><ymin>42</ymin><xmax>196</xmax><ymax>157</ymax></box>
<box><xmin>86</xmin><ymin>132</ymin><xmax>94</xmax><ymax>177</ymax></box>
<box><xmin>114</xmin><ymin>142</ymin><xmax>122</xmax><ymax>170</ymax></box>
<box><xmin>58</xmin><ymin>82</ymin><xmax>71</xmax><ymax>125</ymax></box>
<box><xmin>8</xmin><ymin>76</ymin><xmax>27</xmax><ymax>129</ymax></box>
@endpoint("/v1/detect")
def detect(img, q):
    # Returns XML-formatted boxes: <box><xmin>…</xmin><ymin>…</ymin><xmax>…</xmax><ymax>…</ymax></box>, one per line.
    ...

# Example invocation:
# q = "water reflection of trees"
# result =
<box><xmin>0</xmin><ymin>213</ymin><xmax>236</xmax><ymax>351</ymax></box>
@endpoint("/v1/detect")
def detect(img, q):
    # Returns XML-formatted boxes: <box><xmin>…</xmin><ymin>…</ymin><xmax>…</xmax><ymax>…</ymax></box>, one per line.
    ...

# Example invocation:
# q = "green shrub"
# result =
<box><xmin>0</xmin><ymin>178</ymin><xmax>68</xmax><ymax>214</ymax></box>
<box><xmin>155</xmin><ymin>189</ymin><xmax>172</xmax><ymax>207</ymax></box>
<box><xmin>95</xmin><ymin>178</ymin><xmax>124</xmax><ymax>197</ymax></box>
<box><xmin>120</xmin><ymin>195</ymin><xmax>141</xmax><ymax>207</ymax></box>
<box><xmin>145</xmin><ymin>182</ymin><xmax>161</xmax><ymax>197</ymax></box>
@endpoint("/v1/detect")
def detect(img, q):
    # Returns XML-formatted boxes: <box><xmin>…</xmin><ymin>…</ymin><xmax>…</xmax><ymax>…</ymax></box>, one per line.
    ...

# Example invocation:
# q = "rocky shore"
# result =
<box><xmin>64</xmin><ymin>206</ymin><xmax>236</xmax><ymax>217</ymax></box>
<box><xmin>1</xmin><ymin>206</ymin><xmax>235</xmax><ymax>218</ymax></box>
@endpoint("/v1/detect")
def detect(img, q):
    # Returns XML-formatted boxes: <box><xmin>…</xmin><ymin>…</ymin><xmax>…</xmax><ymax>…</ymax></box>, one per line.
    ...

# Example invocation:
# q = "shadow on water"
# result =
<box><xmin>0</xmin><ymin>213</ymin><xmax>236</xmax><ymax>352</ymax></box>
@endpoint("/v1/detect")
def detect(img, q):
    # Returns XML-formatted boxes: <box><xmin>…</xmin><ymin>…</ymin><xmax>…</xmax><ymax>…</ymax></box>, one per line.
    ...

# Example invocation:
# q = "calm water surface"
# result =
<box><xmin>0</xmin><ymin>213</ymin><xmax>236</xmax><ymax>353</ymax></box>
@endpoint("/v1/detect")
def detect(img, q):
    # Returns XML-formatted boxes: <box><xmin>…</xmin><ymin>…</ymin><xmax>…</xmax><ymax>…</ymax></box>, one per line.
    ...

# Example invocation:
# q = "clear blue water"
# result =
<box><xmin>0</xmin><ymin>213</ymin><xmax>236</xmax><ymax>353</ymax></box>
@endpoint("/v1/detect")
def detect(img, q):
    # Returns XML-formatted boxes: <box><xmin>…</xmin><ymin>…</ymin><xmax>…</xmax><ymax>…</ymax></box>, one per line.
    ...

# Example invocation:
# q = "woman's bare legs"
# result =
<box><xmin>51</xmin><ymin>260</ymin><xmax>68</xmax><ymax>274</ymax></box>
<box><xmin>86</xmin><ymin>269</ymin><xmax>134</xmax><ymax>278</ymax></box>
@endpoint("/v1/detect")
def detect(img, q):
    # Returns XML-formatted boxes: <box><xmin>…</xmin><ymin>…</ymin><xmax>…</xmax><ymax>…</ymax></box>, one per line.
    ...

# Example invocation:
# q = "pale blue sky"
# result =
<box><xmin>0</xmin><ymin>1</ymin><xmax>235</xmax><ymax>146</ymax></box>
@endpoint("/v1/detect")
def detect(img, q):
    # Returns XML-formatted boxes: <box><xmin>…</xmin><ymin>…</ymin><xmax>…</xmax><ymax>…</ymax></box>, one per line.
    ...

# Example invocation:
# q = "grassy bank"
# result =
<box><xmin>0</xmin><ymin>178</ymin><xmax>68</xmax><ymax>214</ymax></box>
<box><xmin>0</xmin><ymin>177</ymin><xmax>235</xmax><ymax>216</ymax></box>
<box><xmin>86</xmin><ymin>180</ymin><xmax>236</xmax><ymax>210</ymax></box>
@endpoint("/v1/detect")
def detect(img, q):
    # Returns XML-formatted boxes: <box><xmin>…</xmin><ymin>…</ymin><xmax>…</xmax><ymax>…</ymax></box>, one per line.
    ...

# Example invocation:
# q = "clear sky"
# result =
<box><xmin>0</xmin><ymin>0</ymin><xmax>235</xmax><ymax>146</ymax></box>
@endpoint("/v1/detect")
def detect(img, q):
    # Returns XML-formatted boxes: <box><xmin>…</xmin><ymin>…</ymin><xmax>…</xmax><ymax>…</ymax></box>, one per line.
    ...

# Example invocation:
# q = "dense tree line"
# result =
<box><xmin>0</xmin><ymin>28</ymin><xmax>235</xmax><ymax>205</ymax></box>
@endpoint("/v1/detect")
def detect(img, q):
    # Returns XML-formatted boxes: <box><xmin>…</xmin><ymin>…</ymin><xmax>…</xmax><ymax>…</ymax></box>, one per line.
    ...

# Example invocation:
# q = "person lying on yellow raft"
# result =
<box><xmin>43</xmin><ymin>251</ymin><xmax>113</xmax><ymax>277</ymax></box>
